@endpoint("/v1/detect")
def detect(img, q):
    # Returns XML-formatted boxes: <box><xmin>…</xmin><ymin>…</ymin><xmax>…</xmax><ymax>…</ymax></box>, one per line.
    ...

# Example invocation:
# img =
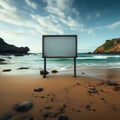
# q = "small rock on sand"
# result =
<box><xmin>88</xmin><ymin>87</ymin><xmax>98</xmax><ymax>94</ymax></box>
<box><xmin>51</xmin><ymin>70</ymin><xmax>58</xmax><ymax>73</ymax></box>
<box><xmin>2</xmin><ymin>69</ymin><xmax>11</xmax><ymax>72</ymax></box>
<box><xmin>76</xmin><ymin>109</ymin><xmax>80</xmax><ymax>112</ymax></box>
<box><xmin>34</xmin><ymin>88</ymin><xmax>43</xmax><ymax>92</ymax></box>
<box><xmin>14</xmin><ymin>101</ymin><xmax>33</xmax><ymax>112</ymax></box>
<box><xmin>45</xmin><ymin>106</ymin><xmax>52</xmax><ymax>110</ymax></box>
<box><xmin>43</xmin><ymin>112</ymin><xmax>61</xmax><ymax>119</ymax></box>
<box><xmin>0</xmin><ymin>112</ymin><xmax>13</xmax><ymax>120</ymax></box>
<box><xmin>76</xmin><ymin>83</ymin><xmax>81</xmax><ymax>86</ymax></box>
<box><xmin>17</xmin><ymin>67</ymin><xmax>29</xmax><ymax>70</ymax></box>
<box><xmin>114</xmin><ymin>85</ymin><xmax>120</xmax><ymax>91</ymax></box>
<box><xmin>106</xmin><ymin>81</ymin><xmax>119</xmax><ymax>86</ymax></box>
<box><xmin>58</xmin><ymin>115</ymin><xmax>69</xmax><ymax>120</ymax></box>
<box><xmin>85</xmin><ymin>104</ymin><xmax>91</xmax><ymax>111</ymax></box>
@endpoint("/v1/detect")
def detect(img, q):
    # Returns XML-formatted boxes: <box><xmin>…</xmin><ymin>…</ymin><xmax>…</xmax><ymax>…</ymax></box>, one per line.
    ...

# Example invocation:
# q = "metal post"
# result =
<box><xmin>74</xmin><ymin>57</ymin><xmax>76</xmax><ymax>77</ymax></box>
<box><xmin>43</xmin><ymin>58</ymin><xmax>46</xmax><ymax>78</ymax></box>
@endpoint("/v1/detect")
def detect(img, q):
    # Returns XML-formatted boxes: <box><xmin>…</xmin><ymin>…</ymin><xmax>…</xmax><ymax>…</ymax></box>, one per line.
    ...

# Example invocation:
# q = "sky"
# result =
<box><xmin>0</xmin><ymin>0</ymin><xmax>120</xmax><ymax>53</ymax></box>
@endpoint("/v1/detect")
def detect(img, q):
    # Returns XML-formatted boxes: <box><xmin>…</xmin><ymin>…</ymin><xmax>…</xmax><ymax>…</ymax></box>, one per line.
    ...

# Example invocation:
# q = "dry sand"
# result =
<box><xmin>0</xmin><ymin>71</ymin><xmax>120</xmax><ymax>120</ymax></box>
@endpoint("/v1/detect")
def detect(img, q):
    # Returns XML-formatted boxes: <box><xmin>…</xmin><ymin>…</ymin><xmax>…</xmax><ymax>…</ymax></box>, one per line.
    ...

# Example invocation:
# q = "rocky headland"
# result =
<box><xmin>0</xmin><ymin>38</ymin><xmax>30</xmax><ymax>55</ymax></box>
<box><xmin>93</xmin><ymin>38</ymin><xmax>120</xmax><ymax>54</ymax></box>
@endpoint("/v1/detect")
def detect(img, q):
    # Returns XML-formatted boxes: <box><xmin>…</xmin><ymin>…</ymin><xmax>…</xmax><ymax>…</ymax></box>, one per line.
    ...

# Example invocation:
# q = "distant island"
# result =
<box><xmin>93</xmin><ymin>38</ymin><xmax>120</xmax><ymax>54</ymax></box>
<box><xmin>0</xmin><ymin>38</ymin><xmax>30</xmax><ymax>55</ymax></box>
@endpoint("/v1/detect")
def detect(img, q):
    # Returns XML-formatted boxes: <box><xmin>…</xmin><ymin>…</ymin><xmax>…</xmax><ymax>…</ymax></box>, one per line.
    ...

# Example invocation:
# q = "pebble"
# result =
<box><xmin>0</xmin><ymin>112</ymin><xmax>13</xmax><ymax>120</ymax></box>
<box><xmin>63</xmin><ymin>104</ymin><xmax>66</xmax><ymax>108</ymax></box>
<box><xmin>58</xmin><ymin>115</ymin><xmax>69</xmax><ymax>120</ymax></box>
<box><xmin>100</xmin><ymin>97</ymin><xmax>105</xmax><ymax>100</ymax></box>
<box><xmin>76</xmin><ymin>110</ymin><xmax>80</xmax><ymax>112</ymax></box>
<box><xmin>88</xmin><ymin>87</ymin><xmax>98</xmax><ymax>94</ymax></box>
<box><xmin>81</xmin><ymin>72</ymin><xmax>85</xmax><ymax>74</ymax></box>
<box><xmin>100</xmin><ymin>80</ymin><xmax>120</xmax><ymax>91</ymax></box>
<box><xmin>59</xmin><ymin>108</ymin><xmax>64</xmax><ymax>112</ymax></box>
<box><xmin>2</xmin><ymin>69</ymin><xmax>11</xmax><ymax>72</ymax></box>
<box><xmin>76</xmin><ymin>83</ymin><xmax>81</xmax><ymax>86</ymax></box>
<box><xmin>92</xmin><ymin>109</ymin><xmax>96</xmax><ymax>111</ymax></box>
<box><xmin>43</xmin><ymin>112</ymin><xmax>61</xmax><ymax>119</ymax></box>
<box><xmin>47</xmin><ymin>94</ymin><xmax>50</xmax><ymax>96</ymax></box>
<box><xmin>40</xmin><ymin>96</ymin><xmax>45</xmax><ymax>98</ymax></box>
<box><xmin>41</xmin><ymin>96</ymin><xmax>45</xmax><ymax>98</ymax></box>
<box><xmin>106</xmin><ymin>81</ymin><xmax>119</xmax><ymax>86</ymax></box>
<box><xmin>45</xmin><ymin>106</ymin><xmax>52</xmax><ymax>110</ymax></box>
<box><xmin>17</xmin><ymin>67</ymin><xmax>29</xmax><ymax>70</ymax></box>
<box><xmin>85</xmin><ymin>104</ymin><xmax>91</xmax><ymax>110</ymax></box>
<box><xmin>112</xmin><ymin>104</ymin><xmax>118</xmax><ymax>111</ymax></box>
<box><xmin>51</xmin><ymin>98</ymin><xmax>54</xmax><ymax>101</ymax></box>
<box><xmin>114</xmin><ymin>85</ymin><xmax>120</xmax><ymax>91</ymax></box>
<box><xmin>34</xmin><ymin>88</ymin><xmax>43</xmax><ymax>92</ymax></box>
<box><xmin>14</xmin><ymin>101</ymin><xmax>33</xmax><ymax>112</ymax></box>
<box><xmin>51</xmin><ymin>70</ymin><xmax>58</xmax><ymax>73</ymax></box>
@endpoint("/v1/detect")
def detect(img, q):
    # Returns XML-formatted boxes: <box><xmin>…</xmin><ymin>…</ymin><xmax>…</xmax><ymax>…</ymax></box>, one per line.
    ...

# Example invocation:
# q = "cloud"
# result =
<box><xmin>44</xmin><ymin>0</ymin><xmax>71</xmax><ymax>18</ymax></box>
<box><xmin>0</xmin><ymin>0</ymin><xmax>14</xmax><ymax>10</ymax></box>
<box><xmin>0</xmin><ymin>0</ymin><xmax>82</xmax><ymax>34</ymax></box>
<box><xmin>43</xmin><ymin>0</ymin><xmax>81</xmax><ymax>30</ymax></box>
<box><xmin>105</xmin><ymin>21</ymin><xmax>120</xmax><ymax>29</ymax></box>
<box><xmin>0</xmin><ymin>0</ymin><xmax>29</xmax><ymax>26</ymax></box>
<box><xmin>0</xmin><ymin>0</ymin><xmax>95</xmax><ymax>41</ymax></box>
<box><xmin>0</xmin><ymin>0</ymin><xmax>41</xmax><ymax>32</ymax></box>
<box><xmin>31</xmin><ymin>14</ymin><xmax>63</xmax><ymax>34</ymax></box>
<box><xmin>0</xmin><ymin>30</ymin><xmax>27</xmax><ymax>39</ymax></box>
<box><xmin>86</xmin><ymin>11</ymin><xmax>101</xmax><ymax>20</ymax></box>
<box><xmin>96</xmin><ymin>20</ymin><xmax>120</xmax><ymax>31</ymax></box>
<box><xmin>95</xmin><ymin>13</ymin><xmax>100</xmax><ymax>18</ymax></box>
<box><xmin>25</xmin><ymin>0</ymin><xmax>37</xmax><ymax>9</ymax></box>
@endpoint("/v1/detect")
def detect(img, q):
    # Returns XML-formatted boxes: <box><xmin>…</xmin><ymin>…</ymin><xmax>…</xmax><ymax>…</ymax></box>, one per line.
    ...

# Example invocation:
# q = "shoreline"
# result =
<box><xmin>1</xmin><ymin>67</ymin><xmax>120</xmax><ymax>81</ymax></box>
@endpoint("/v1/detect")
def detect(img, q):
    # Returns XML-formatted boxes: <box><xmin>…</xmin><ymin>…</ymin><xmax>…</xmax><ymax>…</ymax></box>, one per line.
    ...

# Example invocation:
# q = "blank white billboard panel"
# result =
<box><xmin>42</xmin><ymin>35</ymin><xmax>77</xmax><ymax>58</ymax></box>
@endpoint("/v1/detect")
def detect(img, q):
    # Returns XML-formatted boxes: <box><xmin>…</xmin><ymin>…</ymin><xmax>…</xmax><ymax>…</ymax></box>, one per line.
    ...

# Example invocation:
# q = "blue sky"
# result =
<box><xmin>0</xmin><ymin>0</ymin><xmax>120</xmax><ymax>53</ymax></box>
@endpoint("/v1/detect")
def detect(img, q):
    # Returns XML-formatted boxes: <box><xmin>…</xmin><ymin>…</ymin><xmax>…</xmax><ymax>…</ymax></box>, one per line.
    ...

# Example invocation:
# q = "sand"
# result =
<box><xmin>0</xmin><ymin>70</ymin><xmax>120</xmax><ymax>120</ymax></box>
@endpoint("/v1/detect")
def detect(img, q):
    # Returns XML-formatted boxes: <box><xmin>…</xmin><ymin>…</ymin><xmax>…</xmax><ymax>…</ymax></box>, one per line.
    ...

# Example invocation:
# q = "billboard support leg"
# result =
<box><xmin>74</xmin><ymin>58</ymin><xmax>76</xmax><ymax>77</ymax></box>
<box><xmin>43</xmin><ymin>58</ymin><xmax>46</xmax><ymax>78</ymax></box>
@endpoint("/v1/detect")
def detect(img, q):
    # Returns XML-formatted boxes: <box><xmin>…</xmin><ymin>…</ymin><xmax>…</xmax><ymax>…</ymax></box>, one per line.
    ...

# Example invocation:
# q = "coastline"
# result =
<box><xmin>0</xmin><ymin>68</ymin><xmax>120</xmax><ymax>120</ymax></box>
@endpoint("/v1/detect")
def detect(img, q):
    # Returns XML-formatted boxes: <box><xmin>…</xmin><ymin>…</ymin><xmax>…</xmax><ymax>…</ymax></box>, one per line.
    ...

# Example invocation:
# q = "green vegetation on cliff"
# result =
<box><xmin>93</xmin><ymin>38</ymin><xmax>120</xmax><ymax>54</ymax></box>
<box><xmin>103</xmin><ymin>40</ymin><xmax>114</xmax><ymax>50</ymax></box>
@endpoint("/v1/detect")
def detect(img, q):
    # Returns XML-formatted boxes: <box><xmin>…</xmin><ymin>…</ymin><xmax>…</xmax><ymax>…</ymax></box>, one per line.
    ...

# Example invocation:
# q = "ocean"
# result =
<box><xmin>0</xmin><ymin>53</ymin><xmax>120</xmax><ymax>75</ymax></box>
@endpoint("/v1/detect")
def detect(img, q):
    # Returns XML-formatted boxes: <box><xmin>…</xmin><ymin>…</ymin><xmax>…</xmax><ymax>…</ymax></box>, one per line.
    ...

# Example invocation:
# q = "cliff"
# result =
<box><xmin>93</xmin><ymin>38</ymin><xmax>120</xmax><ymax>54</ymax></box>
<box><xmin>0</xmin><ymin>38</ymin><xmax>30</xmax><ymax>55</ymax></box>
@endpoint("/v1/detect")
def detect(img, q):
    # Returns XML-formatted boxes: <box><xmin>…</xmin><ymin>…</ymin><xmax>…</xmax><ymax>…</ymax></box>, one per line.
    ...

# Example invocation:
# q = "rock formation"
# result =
<box><xmin>0</xmin><ymin>38</ymin><xmax>30</xmax><ymax>55</ymax></box>
<box><xmin>93</xmin><ymin>38</ymin><xmax>120</xmax><ymax>54</ymax></box>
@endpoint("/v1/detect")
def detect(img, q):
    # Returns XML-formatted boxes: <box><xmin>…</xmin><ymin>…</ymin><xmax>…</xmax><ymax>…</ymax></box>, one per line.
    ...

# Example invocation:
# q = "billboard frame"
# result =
<box><xmin>42</xmin><ymin>35</ymin><xmax>77</xmax><ymax>78</ymax></box>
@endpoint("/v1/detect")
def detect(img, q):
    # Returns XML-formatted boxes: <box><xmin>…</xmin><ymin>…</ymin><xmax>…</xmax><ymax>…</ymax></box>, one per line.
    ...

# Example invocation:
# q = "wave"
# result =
<box><xmin>77</xmin><ymin>54</ymin><xmax>120</xmax><ymax>60</ymax></box>
<box><xmin>1</xmin><ymin>54</ymin><xmax>120</xmax><ymax>74</ymax></box>
<box><xmin>77</xmin><ymin>56</ymin><xmax>107</xmax><ymax>60</ymax></box>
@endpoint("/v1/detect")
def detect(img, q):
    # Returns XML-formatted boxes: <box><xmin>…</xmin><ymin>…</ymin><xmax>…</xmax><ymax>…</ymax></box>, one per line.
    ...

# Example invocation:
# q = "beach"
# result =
<box><xmin>0</xmin><ymin>69</ymin><xmax>120</xmax><ymax>120</ymax></box>
<box><xmin>0</xmin><ymin>0</ymin><xmax>120</xmax><ymax>119</ymax></box>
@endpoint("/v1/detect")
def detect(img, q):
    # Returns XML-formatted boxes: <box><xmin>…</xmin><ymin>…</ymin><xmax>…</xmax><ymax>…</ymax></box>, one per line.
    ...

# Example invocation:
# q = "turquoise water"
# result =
<box><xmin>0</xmin><ymin>53</ymin><xmax>120</xmax><ymax>75</ymax></box>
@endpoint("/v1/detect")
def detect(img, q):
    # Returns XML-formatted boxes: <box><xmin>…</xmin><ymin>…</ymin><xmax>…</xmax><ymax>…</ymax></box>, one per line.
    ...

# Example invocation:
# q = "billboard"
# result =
<box><xmin>42</xmin><ymin>35</ymin><xmax>77</xmax><ymax>58</ymax></box>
